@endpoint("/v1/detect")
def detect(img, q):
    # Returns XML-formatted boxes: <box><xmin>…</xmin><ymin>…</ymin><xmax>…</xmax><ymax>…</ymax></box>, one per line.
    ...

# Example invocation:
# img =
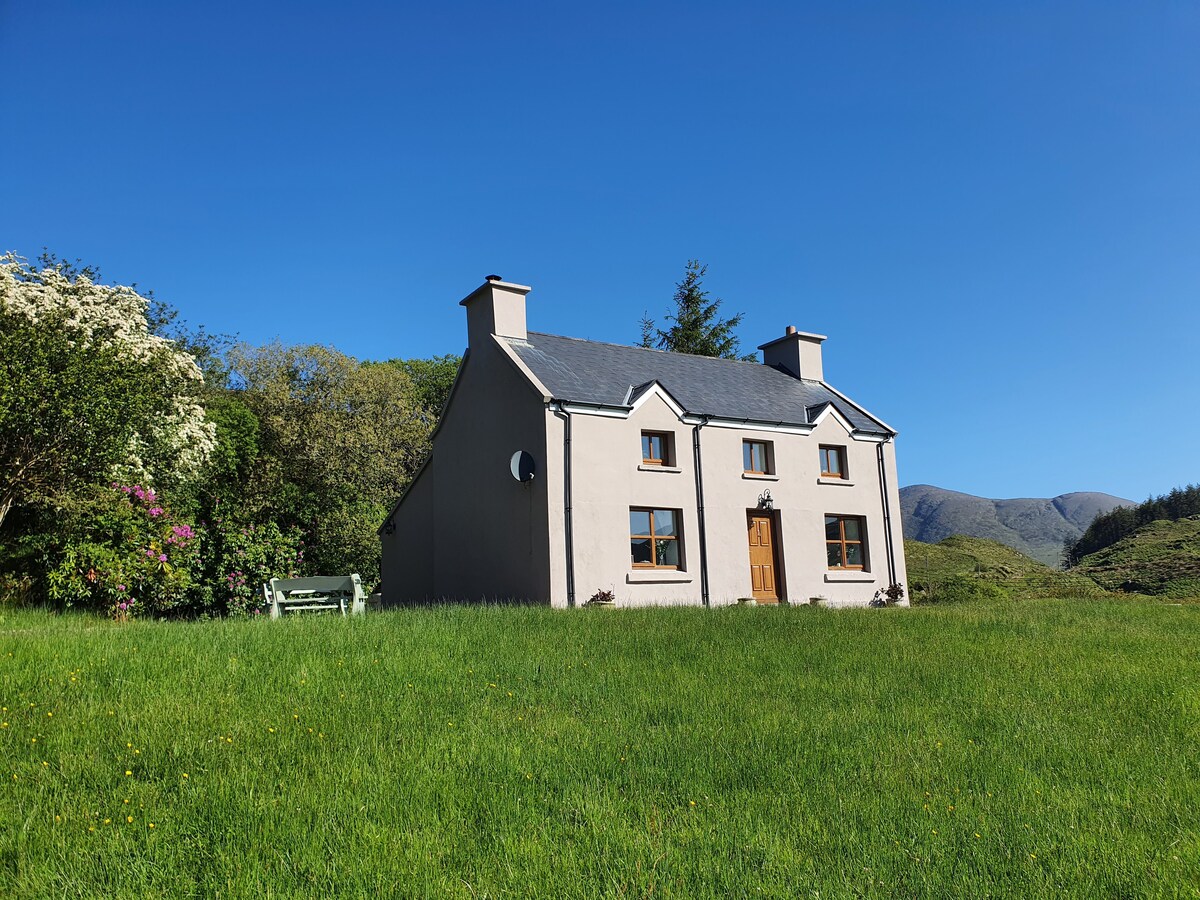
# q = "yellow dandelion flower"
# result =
<box><xmin>125</xmin><ymin>770</ymin><xmax>132</xmax><ymax>777</ymax></box>
<box><xmin>182</xmin><ymin>773</ymin><xmax>189</xmax><ymax>779</ymax></box>
<box><xmin>126</xmin><ymin>815</ymin><xmax>133</xmax><ymax>823</ymax></box>
<box><xmin>104</xmin><ymin>818</ymin><xmax>111</xmax><ymax>824</ymax></box>
<box><xmin>148</xmin><ymin>823</ymin><xmax>155</xmax><ymax>829</ymax></box>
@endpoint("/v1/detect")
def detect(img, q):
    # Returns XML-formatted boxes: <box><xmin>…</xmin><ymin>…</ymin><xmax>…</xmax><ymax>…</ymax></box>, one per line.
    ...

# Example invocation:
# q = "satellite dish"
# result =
<box><xmin>510</xmin><ymin>450</ymin><xmax>536</xmax><ymax>483</ymax></box>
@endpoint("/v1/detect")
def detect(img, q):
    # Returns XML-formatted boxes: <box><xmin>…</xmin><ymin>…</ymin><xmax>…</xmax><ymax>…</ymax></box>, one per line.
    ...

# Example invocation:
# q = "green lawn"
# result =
<box><xmin>1</xmin><ymin>601</ymin><xmax>1197</xmax><ymax>898</ymax></box>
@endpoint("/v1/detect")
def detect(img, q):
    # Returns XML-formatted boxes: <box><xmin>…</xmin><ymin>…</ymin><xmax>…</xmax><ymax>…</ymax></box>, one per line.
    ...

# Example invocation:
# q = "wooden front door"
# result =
<box><xmin>747</xmin><ymin>513</ymin><xmax>781</xmax><ymax>603</ymax></box>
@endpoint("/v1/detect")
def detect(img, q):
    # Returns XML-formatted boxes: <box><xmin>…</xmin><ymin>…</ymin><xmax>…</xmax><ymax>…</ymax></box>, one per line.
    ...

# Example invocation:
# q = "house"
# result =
<box><xmin>380</xmin><ymin>276</ymin><xmax>907</xmax><ymax>608</ymax></box>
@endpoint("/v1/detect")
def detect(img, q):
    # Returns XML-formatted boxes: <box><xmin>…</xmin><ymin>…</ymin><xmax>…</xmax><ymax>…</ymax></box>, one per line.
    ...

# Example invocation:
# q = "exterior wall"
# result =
<box><xmin>381</xmin><ymin>461</ymin><xmax>435</xmax><ymax>602</ymax></box>
<box><xmin>559</xmin><ymin>393</ymin><xmax>705</xmax><ymax>608</ymax></box>
<box><xmin>697</xmin><ymin>415</ymin><xmax>905</xmax><ymax>607</ymax></box>
<box><xmin>544</xmin><ymin>399</ymin><xmax>908</xmax><ymax>609</ymax></box>
<box><xmin>383</xmin><ymin>337</ymin><xmax>552</xmax><ymax>604</ymax></box>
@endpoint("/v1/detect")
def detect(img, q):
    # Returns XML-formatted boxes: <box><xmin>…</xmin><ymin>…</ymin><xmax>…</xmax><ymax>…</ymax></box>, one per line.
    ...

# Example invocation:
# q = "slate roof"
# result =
<box><xmin>503</xmin><ymin>332</ymin><xmax>893</xmax><ymax>434</ymax></box>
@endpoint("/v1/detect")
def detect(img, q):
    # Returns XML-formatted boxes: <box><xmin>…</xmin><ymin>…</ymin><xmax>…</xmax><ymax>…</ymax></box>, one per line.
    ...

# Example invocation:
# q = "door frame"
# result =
<box><xmin>746</xmin><ymin>509</ymin><xmax>786</xmax><ymax>604</ymax></box>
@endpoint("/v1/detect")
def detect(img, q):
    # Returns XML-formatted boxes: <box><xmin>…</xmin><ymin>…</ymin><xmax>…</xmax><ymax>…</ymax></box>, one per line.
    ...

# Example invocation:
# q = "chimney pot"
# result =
<box><xmin>785</xmin><ymin>325</ymin><xmax>797</xmax><ymax>335</ymax></box>
<box><xmin>485</xmin><ymin>274</ymin><xmax>502</xmax><ymax>282</ymax></box>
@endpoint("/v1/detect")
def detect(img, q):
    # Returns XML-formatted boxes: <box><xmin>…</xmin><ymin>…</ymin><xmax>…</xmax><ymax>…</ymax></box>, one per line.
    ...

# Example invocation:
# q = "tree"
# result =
<box><xmin>639</xmin><ymin>260</ymin><xmax>754</xmax><ymax>360</ymax></box>
<box><xmin>374</xmin><ymin>354</ymin><xmax>462</xmax><ymax>423</ymax></box>
<box><xmin>0</xmin><ymin>253</ymin><xmax>215</xmax><ymax>530</ymax></box>
<box><xmin>222</xmin><ymin>341</ymin><xmax>432</xmax><ymax>584</ymax></box>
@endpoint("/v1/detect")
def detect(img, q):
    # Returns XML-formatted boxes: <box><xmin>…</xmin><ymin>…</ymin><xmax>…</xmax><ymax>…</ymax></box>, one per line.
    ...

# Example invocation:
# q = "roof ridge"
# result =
<box><xmin>525</xmin><ymin>331</ymin><xmax>766</xmax><ymax>368</ymax></box>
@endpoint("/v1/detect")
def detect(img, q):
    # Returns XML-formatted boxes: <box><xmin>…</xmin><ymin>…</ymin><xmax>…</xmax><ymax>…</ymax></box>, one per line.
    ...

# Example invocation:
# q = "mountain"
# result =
<box><xmin>900</xmin><ymin>485</ymin><xmax>1133</xmax><ymax>567</ymax></box>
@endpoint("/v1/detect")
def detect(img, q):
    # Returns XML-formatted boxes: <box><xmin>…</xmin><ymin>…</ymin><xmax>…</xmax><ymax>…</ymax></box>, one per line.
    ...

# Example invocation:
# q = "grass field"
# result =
<box><xmin>1</xmin><ymin>601</ymin><xmax>1198</xmax><ymax>898</ymax></box>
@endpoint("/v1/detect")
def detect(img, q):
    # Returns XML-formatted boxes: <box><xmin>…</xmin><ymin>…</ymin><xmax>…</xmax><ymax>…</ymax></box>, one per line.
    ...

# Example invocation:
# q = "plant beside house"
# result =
<box><xmin>585</xmin><ymin>588</ymin><xmax>615</xmax><ymax>607</ymax></box>
<box><xmin>869</xmin><ymin>583</ymin><xmax>906</xmax><ymax>607</ymax></box>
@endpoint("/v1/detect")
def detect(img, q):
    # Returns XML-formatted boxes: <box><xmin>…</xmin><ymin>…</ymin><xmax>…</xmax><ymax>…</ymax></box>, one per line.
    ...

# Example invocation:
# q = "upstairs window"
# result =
<box><xmin>825</xmin><ymin>515</ymin><xmax>866</xmax><ymax>569</ymax></box>
<box><xmin>743</xmin><ymin>439</ymin><xmax>773</xmax><ymax>475</ymax></box>
<box><xmin>820</xmin><ymin>445</ymin><xmax>847</xmax><ymax>479</ymax></box>
<box><xmin>641</xmin><ymin>431</ymin><xmax>674</xmax><ymax>467</ymax></box>
<box><xmin>630</xmin><ymin>508</ymin><xmax>681</xmax><ymax>568</ymax></box>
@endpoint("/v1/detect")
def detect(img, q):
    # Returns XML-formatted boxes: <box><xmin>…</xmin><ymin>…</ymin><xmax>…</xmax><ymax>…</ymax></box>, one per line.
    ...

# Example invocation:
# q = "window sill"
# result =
<box><xmin>818</xmin><ymin>477</ymin><xmax>855</xmax><ymax>486</ymax></box>
<box><xmin>741</xmin><ymin>473</ymin><xmax>779</xmax><ymax>482</ymax></box>
<box><xmin>638</xmin><ymin>464</ymin><xmax>682</xmax><ymax>474</ymax></box>
<box><xmin>627</xmin><ymin>570</ymin><xmax>693</xmax><ymax>584</ymax></box>
<box><xmin>824</xmin><ymin>571</ymin><xmax>875</xmax><ymax>583</ymax></box>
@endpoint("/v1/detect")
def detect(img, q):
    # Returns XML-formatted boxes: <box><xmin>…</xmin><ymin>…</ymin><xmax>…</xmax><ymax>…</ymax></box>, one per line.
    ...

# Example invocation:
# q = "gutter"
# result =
<box><xmin>550</xmin><ymin>402</ymin><xmax>576</xmax><ymax>607</ymax></box>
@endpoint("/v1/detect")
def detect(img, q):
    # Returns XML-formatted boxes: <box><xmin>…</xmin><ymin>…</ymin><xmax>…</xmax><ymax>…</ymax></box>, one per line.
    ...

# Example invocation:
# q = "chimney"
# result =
<box><xmin>758</xmin><ymin>325</ymin><xmax>826</xmax><ymax>381</ymax></box>
<box><xmin>458</xmin><ymin>275</ymin><xmax>532</xmax><ymax>348</ymax></box>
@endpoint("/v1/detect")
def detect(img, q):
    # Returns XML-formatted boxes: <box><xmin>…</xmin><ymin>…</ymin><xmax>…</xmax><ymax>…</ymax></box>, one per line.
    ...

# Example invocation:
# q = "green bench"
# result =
<box><xmin>265</xmin><ymin>574</ymin><xmax>367</xmax><ymax>618</ymax></box>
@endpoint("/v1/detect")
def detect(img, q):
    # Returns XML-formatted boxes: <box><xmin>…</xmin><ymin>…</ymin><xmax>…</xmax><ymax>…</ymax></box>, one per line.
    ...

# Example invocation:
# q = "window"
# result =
<box><xmin>641</xmin><ymin>431</ymin><xmax>674</xmax><ymax>466</ymax></box>
<box><xmin>825</xmin><ymin>515</ymin><xmax>866</xmax><ymax>569</ymax></box>
<box><xmin>630</xmin><ymin>508</ymin><xmax>681</xmax><ymax>568</ymax></box>
<box><xmin>743</xmin><ymin>439</ymin><xmax>773</xmax><ymax>475</ymax></box>
<box><xmin>820</xmin><ymin>445</ymin><xmax>847</xmax><ymax>479</ymax></box>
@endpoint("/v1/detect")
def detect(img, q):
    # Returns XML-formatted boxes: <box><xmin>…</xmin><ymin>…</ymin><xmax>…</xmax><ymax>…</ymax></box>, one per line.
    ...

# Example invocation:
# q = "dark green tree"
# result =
<box><xmin>640</xmin><ymin>260</ymin><xmax>754</xmax><ymax>360</ymax></box>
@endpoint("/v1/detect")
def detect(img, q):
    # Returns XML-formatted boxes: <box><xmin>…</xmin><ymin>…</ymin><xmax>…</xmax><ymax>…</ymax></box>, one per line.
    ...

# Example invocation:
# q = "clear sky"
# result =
<box><xmin>3</xmin><ymin>1</ymin><xmax>1197</xmax><ymax>503</ymax></box>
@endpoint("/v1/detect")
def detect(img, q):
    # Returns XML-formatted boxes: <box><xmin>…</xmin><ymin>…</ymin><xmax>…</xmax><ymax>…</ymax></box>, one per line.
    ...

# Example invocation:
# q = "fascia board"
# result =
<box><xmin>850</xmin><ymin>431</ymin><xmax>890</xmax><ymax>444</ymax></box>
<box><xmin>809</xmin><ymin>403</ymin><xmax>855</xmax><ymax>433</ymax></box>
<box><xmin>628</xmin><ymin>381</ymin><xmax>687</xmax><ymax>418</ymax></box>
<box><xmin>819</xmin><ymin>381</ymin><xmax>897</xmax><ymax>436</ymax></box>
<box><xmin>556</xmin><ymin>401</ymin><xmax>631</xmax><ymax>419</ymax></box>
<box><xmin>700</xmin><ymin>417</ymin><xmax>813</xmax><ymax>436</ymax></box>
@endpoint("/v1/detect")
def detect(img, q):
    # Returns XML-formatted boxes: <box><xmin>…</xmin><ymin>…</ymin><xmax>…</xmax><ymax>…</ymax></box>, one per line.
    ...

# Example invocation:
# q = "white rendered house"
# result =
<box><xmin>380</xmin><ymin>276</ymin><xmax>907</xmax><ymax>608</ymax></box>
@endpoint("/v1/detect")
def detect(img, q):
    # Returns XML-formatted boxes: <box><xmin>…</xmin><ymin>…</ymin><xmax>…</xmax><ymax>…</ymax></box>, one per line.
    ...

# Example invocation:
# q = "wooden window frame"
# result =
<box><xmin>641</xmin><ymin>431</ymin><xmax>673</xmax><ymax>467</ymax></box>
<box><xmin>825</xmin><ymin>514</ymin><xmax>866</xmax><ymax>570</ymax></box>
<box><xmin>743</xmin><ymin>439</ymin><xmax>773</xmax><ymax>475</ymax></box>
<box><xmin>820</xmin><ymin>445</ymin><xmax>847</xmax><ymax>479</ymax></box>
<box><xmin>630</xmin><ymin>507</ymin><xmax>681</xmax><ymax>569</ymax></box>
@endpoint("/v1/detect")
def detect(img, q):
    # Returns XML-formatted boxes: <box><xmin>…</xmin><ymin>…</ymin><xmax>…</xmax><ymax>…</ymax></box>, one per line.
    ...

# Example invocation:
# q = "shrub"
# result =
<box><xmin>200</xmin><ymin>514</ymin><xmax>304</xmax><ymax>616</ymax></box>
<box><xmin>44</xmin><ymin>484</ymin><xmax>201</xmax><ymax>618</ymax></box>
<box><xmin>916</xmin><ymin>575</ymin><xmax>1010</xmax><ymax>605</ymax></box>
<box><xmin>37</xmin><ymin>485</ymin><xmax>303</xmax><ymax>618</ymax></box>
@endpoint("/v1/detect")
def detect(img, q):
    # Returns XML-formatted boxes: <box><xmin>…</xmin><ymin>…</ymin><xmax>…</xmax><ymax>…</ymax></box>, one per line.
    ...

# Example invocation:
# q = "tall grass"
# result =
<box><xmin>1</xmin><ymin>601</ymin><xmax>1197</xmax><ymax>898</ymax></box>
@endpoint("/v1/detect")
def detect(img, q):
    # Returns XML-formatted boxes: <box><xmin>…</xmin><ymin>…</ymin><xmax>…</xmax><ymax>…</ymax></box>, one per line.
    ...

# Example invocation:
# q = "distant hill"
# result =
<box><xmin>1071</xmin><ymin>518</ymin><xmax>1200</xmax><ymax>598</ymax></box>
<box><xmin>904</xmin><ymin>536</ymin><xmax>1107</xmax><ymax>601</ymax></box>
<box><xmin>900</xmin><ymin>485</ymin><xmax>1133</xmax><ymax>567</ymax></box>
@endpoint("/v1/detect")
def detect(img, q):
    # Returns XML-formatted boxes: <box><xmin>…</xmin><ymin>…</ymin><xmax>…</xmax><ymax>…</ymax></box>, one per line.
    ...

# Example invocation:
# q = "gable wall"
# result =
<box><xmin>384</xmin><ymin>339</ymin><xmax>552</xmax><ymax>604</ymax></box>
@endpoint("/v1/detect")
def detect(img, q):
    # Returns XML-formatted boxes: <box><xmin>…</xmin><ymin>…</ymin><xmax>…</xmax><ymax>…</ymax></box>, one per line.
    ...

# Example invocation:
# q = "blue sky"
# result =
<box><xmin>2</xmin><ymin>2</ymin><xmax>1197</xmax><ymax>503</ymax></box>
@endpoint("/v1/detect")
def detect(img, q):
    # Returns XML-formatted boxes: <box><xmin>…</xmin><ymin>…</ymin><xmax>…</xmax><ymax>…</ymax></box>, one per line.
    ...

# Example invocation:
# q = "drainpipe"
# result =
<box><xmin>876</xmin><ymin>439</ymin><xmax>897</xmax><ymax>587</ymax></box>
<box><xmin>551</xmin><ymin>403</ymin><xmax>576</xmax><ymax>607</ymax></box>
<box><xmin>692</xmin><ymin>418</ymin><xmax>711</xmax><ymax>607</ymax></box>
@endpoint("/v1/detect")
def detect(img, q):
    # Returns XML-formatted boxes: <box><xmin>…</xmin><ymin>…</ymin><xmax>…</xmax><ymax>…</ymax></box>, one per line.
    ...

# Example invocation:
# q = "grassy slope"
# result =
<box><xmin>904</xmin><ymin>536</ymin><xmax>1107</xmax><ymax>600</ymax></box>
<box><xmin>1073</xmin><ymin>518</ymin><xmax>1200</xmax><ymax>598</ymax></box>
<box><xmin>2</xmin><ymin>604</ymin><xmax>1198</xmax><ymax>898</ymax></box>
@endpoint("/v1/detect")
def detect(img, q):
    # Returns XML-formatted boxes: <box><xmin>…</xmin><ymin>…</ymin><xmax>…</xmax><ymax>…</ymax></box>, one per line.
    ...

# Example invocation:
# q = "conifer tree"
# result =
<box><xmin>640</xmin><ymin>260</ymin><xmax>753</xmax><ymax>360</ymax></box>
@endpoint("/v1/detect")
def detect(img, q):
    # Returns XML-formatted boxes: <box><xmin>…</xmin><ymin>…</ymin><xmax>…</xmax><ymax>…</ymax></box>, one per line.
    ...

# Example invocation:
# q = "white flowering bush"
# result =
<box><xmin>0</xmin><ymin>253</ymin><xmax>216</xmax><ymax>528</ymax></box>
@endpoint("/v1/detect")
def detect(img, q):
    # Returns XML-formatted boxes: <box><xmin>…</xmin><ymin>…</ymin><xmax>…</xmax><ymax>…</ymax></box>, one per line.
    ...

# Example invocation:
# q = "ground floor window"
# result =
<box><xmin>825</xmin><ymin>514</ymin><xmax>866</xmax><ymax>569</ymax></box>
<box><xmin>630</xmin><ymin>508</ymin><xmax>681</xmax><ymax>568</ymax></box>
